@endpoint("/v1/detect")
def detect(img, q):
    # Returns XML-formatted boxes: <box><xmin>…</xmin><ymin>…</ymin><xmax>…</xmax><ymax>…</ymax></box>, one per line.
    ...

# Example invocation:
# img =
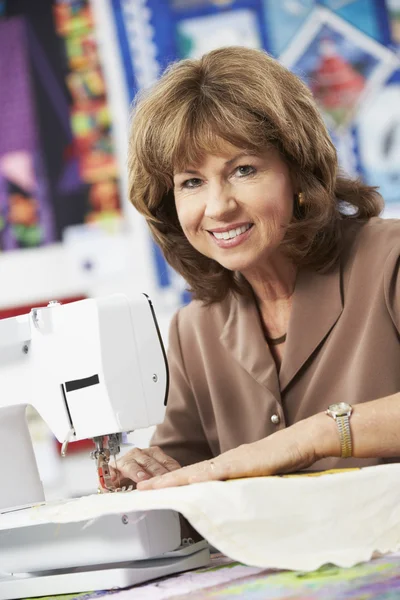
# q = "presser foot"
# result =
<box><xmin>96</xmin><ymin>453</ymin><xmax>115</xmax><ymax>491</ymax></box>
<box><xmin>91</xmin><ymin>435</ymin><xmax>125</xmax><ymax>492</ymax></box>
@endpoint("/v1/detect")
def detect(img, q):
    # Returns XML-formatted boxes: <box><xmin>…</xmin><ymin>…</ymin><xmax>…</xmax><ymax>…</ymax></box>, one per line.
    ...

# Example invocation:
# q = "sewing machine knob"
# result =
<box><xmin>152</xmin><ymin>374</ymin><xmax>158</xmax><ymax>382</ymax></box>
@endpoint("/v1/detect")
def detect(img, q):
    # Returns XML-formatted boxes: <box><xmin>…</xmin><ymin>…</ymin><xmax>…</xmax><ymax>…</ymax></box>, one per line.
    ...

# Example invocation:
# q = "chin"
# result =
<box><xmin>217</xmin><ymin>258</ymin><xmax>256</xmax><ymax>273</ymax></box>
<box><xmin>223</xmin><ymin>250</ymin><xmax>277</xmax><ymax>274</ymax></box>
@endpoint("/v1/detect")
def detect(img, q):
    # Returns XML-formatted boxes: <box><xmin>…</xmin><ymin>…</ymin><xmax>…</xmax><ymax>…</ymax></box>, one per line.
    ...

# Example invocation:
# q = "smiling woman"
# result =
<box><xmin>172</xmin><ymin>145</ymin><xmax>294</xmax><ymax>276</ymax></box>
<box><xmin>113</xmin><ymin>47</ymin><xmax>400</xmax><ymax>494</ymax></box>
<box><xmin>128</xmin><ymin>46</ymin><xmax>380</xmax><ymax>305</ymax></box>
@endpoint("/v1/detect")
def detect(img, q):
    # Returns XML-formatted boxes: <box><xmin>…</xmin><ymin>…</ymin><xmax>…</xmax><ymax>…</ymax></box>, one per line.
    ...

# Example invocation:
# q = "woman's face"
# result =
<box><xmin>173</xmin><ymin>142</ymin><xmax>295</xmax><ymax>275</ymax></box>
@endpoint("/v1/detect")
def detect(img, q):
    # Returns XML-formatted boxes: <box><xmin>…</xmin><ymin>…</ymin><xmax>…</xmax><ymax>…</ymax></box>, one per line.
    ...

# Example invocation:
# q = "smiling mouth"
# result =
<box><xmin>210</xmin><ymin>223</ymin><xmax>253</xmax><ymax>240</ymax></box>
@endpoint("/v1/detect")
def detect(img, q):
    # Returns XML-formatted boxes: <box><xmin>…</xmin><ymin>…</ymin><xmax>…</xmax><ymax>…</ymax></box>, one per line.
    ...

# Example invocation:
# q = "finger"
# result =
<box><xmin>116</xmin><ymin>448</ymin><xmax>171</xmax><ymax>482</ymax></box>
<box><xmin>137</xmin><ymin>444</ymin><xmax>268</xmax><ymax>491</ymax></box>
<box><xmin>147</xmin><ymin>446</ymin><xmax>181</xmax><ymax>472</ymax></box>
<box><xmin>108</xmin><ymin>465</ymin><xmax>135</xmax><ymax>489</ymax></box>
<box><xmin>114</xmin><ymin>454</ymin><xmax>153</xmax><ymax>483</ymax></box>
<box><xmin>137</xmin><ymin>459</ymin><xmax>226</xmax><ymax>490</ymax></box>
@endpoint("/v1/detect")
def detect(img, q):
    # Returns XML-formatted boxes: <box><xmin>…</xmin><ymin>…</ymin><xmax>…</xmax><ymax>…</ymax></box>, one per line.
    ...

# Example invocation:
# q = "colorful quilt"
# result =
<box><xmin>20</xmin><ymin>552</ymin><xmax>400</xmax><ymax>600</ymax></box>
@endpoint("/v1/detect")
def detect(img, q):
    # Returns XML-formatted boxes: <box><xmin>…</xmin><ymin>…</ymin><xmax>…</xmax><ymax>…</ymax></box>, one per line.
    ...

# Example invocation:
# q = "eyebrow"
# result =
<box><xmin>174</xmin><ymin>152</ymin><xmax>255</xmax><ymax>177</ymax></box>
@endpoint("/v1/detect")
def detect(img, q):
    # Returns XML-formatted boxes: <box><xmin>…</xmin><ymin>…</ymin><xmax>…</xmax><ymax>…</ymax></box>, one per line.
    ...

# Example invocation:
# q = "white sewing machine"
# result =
<box><xmin>0</xmin><ymin>294</ymin><xmax>209</xmax><ymax>599</ymax></box>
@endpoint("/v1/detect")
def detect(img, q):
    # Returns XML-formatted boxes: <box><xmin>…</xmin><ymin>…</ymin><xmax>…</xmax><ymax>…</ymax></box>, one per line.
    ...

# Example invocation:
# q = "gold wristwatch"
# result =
<box><xmin>325</xmin><ymin>402</ymin><xmax>353</xmax><ymax>458</ymax></box>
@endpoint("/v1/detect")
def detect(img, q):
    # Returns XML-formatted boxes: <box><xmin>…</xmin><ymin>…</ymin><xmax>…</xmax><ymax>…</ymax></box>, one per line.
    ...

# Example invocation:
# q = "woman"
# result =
<box><xmin>111</xmin><ymin>46</ymin><xmax>400</xmax><ymax>492</ymax></box>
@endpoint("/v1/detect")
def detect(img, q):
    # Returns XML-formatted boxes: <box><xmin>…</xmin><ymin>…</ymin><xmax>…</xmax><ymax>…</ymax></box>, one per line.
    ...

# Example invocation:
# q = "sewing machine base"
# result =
<box><xmin>0</xmin><ymin>540</ymin><xmax>210</xmax><ymax>599</ymax></box>
<box><xmin>0</xmin><ymin>509</ymin><xmax>183</xmax><ymax>572</ymax></box>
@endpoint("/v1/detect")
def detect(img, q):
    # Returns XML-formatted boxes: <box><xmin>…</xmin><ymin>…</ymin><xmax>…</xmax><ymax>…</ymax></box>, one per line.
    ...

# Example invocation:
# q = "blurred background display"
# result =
<box><xmin>0</xmin><ymin>0</ymin><xmax>121</xmax><ymax>251</ymax></box>
<box><xmin>0</xmin><ymin>0</ymin><xmax>399</xmax><ymax>497</ymax></box>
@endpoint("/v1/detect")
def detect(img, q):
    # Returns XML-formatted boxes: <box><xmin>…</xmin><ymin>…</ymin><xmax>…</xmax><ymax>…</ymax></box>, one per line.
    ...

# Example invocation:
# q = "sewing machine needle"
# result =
<box><xmin>113</xmin><ymin>454</ymin><xmax>121</xmax><ymax>489</ymax></box>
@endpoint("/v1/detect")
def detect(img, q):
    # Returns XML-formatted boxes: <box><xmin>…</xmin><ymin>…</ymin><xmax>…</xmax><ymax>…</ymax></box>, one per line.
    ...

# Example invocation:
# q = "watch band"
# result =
<box><xmin>326</xmin><ymin>403</ymin><xmax>353</xmax><ymax>458</ymax></box>
<box><xmin>336</xmin><ymin>414</ymin><xmax>352</xmax><ymax>458</ymax></box>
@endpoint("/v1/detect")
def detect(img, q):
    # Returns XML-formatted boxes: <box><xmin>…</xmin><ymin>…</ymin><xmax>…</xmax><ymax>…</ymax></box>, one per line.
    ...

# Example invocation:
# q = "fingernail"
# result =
<box><xmin>137</xmin><ymin>471</ymin><xmax>148</xmax><ymax>480</ymax></box>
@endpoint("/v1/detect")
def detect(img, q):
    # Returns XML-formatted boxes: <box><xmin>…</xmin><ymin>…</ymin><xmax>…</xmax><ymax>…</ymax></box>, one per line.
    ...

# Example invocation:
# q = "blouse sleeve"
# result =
<box><xmin>150</xmin><ymin>310</ymin><xmax>213</xmax><ymax>467</ymax></box>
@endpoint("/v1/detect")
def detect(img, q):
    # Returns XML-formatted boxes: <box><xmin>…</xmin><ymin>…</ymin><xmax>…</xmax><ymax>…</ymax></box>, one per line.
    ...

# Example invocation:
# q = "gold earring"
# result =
<box><xmin>298</xmin><ymin>192</ymin><xmax>304</xmax><ymax>206</ymax></box>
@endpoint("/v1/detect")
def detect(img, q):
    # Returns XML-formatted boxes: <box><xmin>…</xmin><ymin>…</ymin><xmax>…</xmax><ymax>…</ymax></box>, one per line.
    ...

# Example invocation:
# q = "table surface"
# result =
<box><xmin>21</xmin><ymin>551</ymin><xmax>400</xmax><ymax>600</ymax></box>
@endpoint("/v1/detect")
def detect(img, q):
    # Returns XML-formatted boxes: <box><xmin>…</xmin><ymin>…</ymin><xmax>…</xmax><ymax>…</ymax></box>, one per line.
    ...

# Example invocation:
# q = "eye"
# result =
<box><xmin>181</xmin><ymin>178</ymin><xmax>202</xmax><ymax>189</ymax></box>
<box><xmin>235</xmin><ymin>165</ymin><xmax>256</xmax><ymax>177</ymax></box>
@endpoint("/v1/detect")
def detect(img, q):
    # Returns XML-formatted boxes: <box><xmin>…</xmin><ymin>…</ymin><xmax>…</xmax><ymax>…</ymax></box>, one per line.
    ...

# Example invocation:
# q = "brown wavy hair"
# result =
<box><xmin>128</xmin><ymin>46</ymin><xmax>383</xmax><ymax>304</ymax></box>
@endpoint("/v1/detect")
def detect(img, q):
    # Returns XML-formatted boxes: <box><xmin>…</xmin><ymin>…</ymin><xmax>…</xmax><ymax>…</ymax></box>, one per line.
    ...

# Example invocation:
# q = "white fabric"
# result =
<box><xmin>2</xmin><ymin>464</ymin><xmax>400</xmax><ymax>571</ymax></box>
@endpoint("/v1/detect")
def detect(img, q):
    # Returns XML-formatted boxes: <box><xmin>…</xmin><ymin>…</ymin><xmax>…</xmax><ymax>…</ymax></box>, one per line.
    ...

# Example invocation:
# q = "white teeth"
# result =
<box><xmin>212</xmin><ymin>224</ymin><xmax>251</xmax><ymax>240</ymax></box>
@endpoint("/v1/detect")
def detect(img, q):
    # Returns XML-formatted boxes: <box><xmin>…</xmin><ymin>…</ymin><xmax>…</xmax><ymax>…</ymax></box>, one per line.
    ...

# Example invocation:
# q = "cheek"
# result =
<box><xmin>175</xmin><ymin>200</ymin><xmax>202</xmax><ymax>236</ymax></box>
<box><xmin>176</xmin><ymin>202</ymin><xmax>196</xmax><ymax>238</ymax></box>
<box><xmin>263</xmin><ymin>177</ymin><xmax>293</xmax><ymax>221</ymax></box>
<box><xmin>279</xmin><ymin>191</ymin><xmax>294</xmax><ymax>222</ymax></box>
<box><xmin>254</xmin><ymin>194</ymin><xmax>292</xmax><ymax>225</ymax></box>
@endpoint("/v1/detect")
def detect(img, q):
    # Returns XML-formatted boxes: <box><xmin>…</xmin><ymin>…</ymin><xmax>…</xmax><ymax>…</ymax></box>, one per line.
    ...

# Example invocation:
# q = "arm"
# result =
<box><xmin>137</xmin><ymin>392</ymin><xmax>400</xmax><ymax>489</ymax></box>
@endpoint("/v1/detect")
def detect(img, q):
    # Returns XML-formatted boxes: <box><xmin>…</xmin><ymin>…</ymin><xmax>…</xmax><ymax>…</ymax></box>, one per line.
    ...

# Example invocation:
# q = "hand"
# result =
<box><xmin>137</xmin><ymin>414</ymin><xmax>340</xmax><ymax>490</ymax></box>
<box><xmin>108</xmin><ymin>446</ymin><xmax>181</xmax><ymax>488</ymax></box>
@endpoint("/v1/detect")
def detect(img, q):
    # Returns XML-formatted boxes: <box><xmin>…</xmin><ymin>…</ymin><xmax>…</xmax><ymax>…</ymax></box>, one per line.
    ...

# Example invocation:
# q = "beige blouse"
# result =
<box><xmin>151</xmin><ymin>218</ymin><xmax>400</xmax><ymax>471</ymax></box>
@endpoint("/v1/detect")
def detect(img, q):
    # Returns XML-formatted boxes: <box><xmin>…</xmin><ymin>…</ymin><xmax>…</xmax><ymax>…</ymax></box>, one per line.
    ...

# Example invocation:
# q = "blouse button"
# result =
<box><xmin>271</xmin><ymin>414</ymin><xmax>280</xmax><ymax>425</ymax></box>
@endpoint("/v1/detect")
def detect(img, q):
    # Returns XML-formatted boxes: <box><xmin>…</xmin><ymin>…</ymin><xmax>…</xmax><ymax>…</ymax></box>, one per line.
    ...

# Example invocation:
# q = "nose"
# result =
<box><xmin>204</xmin><ymin>183</ymin><xmax>237</xmax><ymax>220</ymax></box>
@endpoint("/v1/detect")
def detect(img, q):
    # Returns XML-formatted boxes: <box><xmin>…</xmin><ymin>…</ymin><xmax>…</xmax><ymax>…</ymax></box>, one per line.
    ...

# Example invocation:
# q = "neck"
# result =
<box><xmin>242</xmin><ymin>253</ymin><xmax>297</xmax><ymax>342</ymax></box>
<box><xmin>242</xmin><ymin>253</ymin><xmax>297</xmax><ymax>306</ymax></box>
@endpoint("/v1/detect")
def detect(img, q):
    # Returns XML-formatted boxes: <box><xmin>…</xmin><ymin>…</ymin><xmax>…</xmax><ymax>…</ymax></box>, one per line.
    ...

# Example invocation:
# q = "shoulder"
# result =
<box><xmin>342</xmin><ymin>217</ymin><xmax>400</xmax><ymax>271</ymax></box>
<box><xmin>346</xmin><ymin>216</ymin><xmax>400</xmax><ymax>250</ymax></box>
<box><xmin>175</xmin><ymin>293</ymin><xmax>235</xmax><ymax>339</ymax></box>
<box><xmin>170</xmin><ymin>292</ymin><xmax>245</xmax><ymax>354</ymax></box>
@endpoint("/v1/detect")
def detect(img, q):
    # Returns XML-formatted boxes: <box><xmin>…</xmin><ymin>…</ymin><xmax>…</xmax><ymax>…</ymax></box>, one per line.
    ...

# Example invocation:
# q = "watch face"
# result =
<box><xmin>328</xmin><ymin>402</ymin><xmax>352</xmax><ymax>416</ymax></box>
